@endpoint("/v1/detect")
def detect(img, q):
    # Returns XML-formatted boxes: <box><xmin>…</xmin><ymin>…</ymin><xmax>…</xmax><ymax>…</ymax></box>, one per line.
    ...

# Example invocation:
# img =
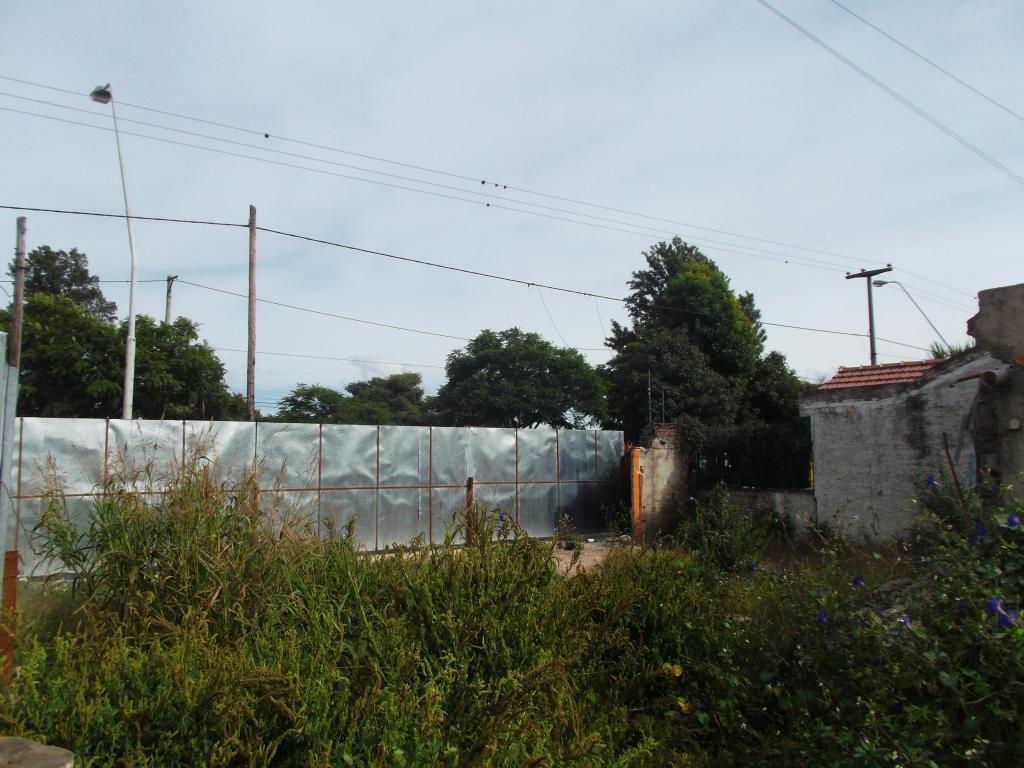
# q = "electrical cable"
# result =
<box><xmin>0</xmin><ymin>74</ymin><xmax>891</xmax><ymax>262</ymax></box>
<box><xmin>212</xmin><ymin>346</ymin><xmax>445</xmax><ymax>369</ymax></box>
<box><xmin>176</xmin><ymin>279</ymin><xmax>471</xmax><ymax>341</ymax></box>
<box><xmin>754</xmin><ymin>0</ymin><xmax>1024</xmax><ymax>187</ymax></box>
<box><xmin>0</xmin><ymin>73</ymin><xmax>980</xmax><ymax>300</ymax></box>
<box><xmin>0</xmin><ymin>104</ymin><xmax>860</xmax><ymax>273</ymax></box>
<box><xmin>0</xmin><ymin>203</ymin><xmax>936</xmax><ymax>351</ymax></box>
<box><xmin>827</xmin><ymin>0</ymin><xmax>1024</xmax><ymax>125</ymax></box>
<box><xmin>535</xmin><ymin>286</ymin><xmax>569</xmax><ymax>346</ymax></box>
<box><xmin>0</xmin><ymin>90</ymin><xmax>867</xmax><ymax>271</ymax></box>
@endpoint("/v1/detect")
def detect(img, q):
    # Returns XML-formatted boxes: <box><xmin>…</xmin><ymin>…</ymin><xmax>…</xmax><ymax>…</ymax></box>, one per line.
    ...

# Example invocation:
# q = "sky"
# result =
<box><xmin>0</xmin><ymin>0</ymin><xmax>1021</xmax><ymax>412</ymax></box>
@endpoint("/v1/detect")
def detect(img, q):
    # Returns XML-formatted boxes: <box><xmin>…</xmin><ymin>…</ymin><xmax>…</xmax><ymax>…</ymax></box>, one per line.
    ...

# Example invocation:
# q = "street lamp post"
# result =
<box><xmin>873</xmin><ymin>279</ymin><xmax>951</xmax><ymax>354</ymax></box>
<box><xmin>90</xmin><ymin>83</ymin><xmax>139</xmax><ymax>420</ymax></box>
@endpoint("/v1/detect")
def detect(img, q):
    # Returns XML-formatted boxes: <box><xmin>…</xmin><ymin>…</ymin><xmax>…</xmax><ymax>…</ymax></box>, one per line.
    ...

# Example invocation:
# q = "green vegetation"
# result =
<box><xmin>602</xmin><ymin>238</ymin><xmax>810</xmax><ymax>485</ymax></box>
<box><xmin>431</xmin><ymin>328</ymin><xmax>607</xmax><ymax>428</ymax></box>
<box><xmin>0</xmin><ymin>246</ymin><xmax>246</xmax><ymax>419</ymax></box>
<box><xmin>278</xmin><ymin>373</ymin><xmax>426</xmax><ymax>426</ymax></box>
<box><xmin>1</xmin><ymin>468</ymin><xmax>1021</xmax><ymax>766</ymax></box>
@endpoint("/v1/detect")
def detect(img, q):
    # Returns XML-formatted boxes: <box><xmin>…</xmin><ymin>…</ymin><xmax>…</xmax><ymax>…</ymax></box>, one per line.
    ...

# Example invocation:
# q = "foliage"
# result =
<box><xmin>0</xmin><ymin>294</ymin><xmax>245</xmax><ymax>419</ymax></box>
<box><xmin>929</xmin><ymin>340</ymin><xmax>976</xmax><ymax>360</ymax></box>
<box><xmin>432</xmin><ymin>328</ymin><xmax>606</xmax><ymax>428</ymax></box>
<box><xmin>278</xmin><ymin>373</ymin><xmax>426</xmax><ymax>425</ymax></box>
<box><xmin>602</xmin><ymin>239</ymin><xmax>810</xmax><ymax>486</ymax></box>
<box><xmin>2</xmin><ymin>470</ymin><xmax>1022</xmax><ymax>766</ymax></box>
<box><xmin>677</xmin><ymin>487</ymin><xmax>767</xmax><ymax>572</ymax></box>
<box><xmin>8</xmin><ymin>245</ymin><xmax>118</xmax><ymax>322</ymax></box>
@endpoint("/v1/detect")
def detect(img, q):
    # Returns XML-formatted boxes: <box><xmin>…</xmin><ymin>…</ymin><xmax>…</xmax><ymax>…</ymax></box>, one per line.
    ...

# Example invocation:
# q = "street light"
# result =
<box><xmin>872</xmin><ymin>280</ymin><xmax>951</xmax><ymax>353</ymax></box>
<box><xmin>90</xmin><ymin>83</ymin><xmax>139</xmax><ymax>419</ymax></box>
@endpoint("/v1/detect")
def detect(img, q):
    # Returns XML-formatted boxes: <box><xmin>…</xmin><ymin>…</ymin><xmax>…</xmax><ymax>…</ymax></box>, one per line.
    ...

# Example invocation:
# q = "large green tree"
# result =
<box><xmin>431</xmin><ymin>328</ymin><xmax>606</xmax><ymax>428</ymax></box>
<box><xmin>9</xmin><ymin>246</ymin><xmax>118</xmax><ymax>322</ymax></box>
<box><xmin>0</xmin><ymin>294</ymin><xmax>245</xmax><ymax>419</ymax></box>
<box><xmin>603</xmin><ymin>238</ymin><xmax>806</xmax><ymax>474</ymax></box>
<box><xmin>278</xmin><ymin>373</ymin><xmax>426</xmax><ymax>425</ymax></box>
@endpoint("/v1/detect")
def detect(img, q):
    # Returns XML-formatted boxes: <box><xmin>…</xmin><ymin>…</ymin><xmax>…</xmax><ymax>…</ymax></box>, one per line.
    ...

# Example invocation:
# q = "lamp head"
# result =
<box><xmin>873</xmin><ymin>280</ymin><xmax>890</xmax><ymax>287</ymax></box>
<box><xmin>89</xmin><ymin>84</ymin><xmax>112</xmax><ymax>104</ymax></box>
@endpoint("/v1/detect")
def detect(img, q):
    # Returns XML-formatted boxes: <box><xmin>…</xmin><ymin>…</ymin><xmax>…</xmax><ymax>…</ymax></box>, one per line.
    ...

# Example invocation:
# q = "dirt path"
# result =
<box><xmin>552</xmin><ymin>539</ymin><xmax>627</xmax><ymax>575</ymax></box>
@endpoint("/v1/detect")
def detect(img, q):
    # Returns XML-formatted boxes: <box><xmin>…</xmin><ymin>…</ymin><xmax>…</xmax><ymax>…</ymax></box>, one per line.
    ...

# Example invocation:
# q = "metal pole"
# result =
<box><xmin>164</xmin><ymin>275</ymin><xmax>177</xmax><ymax>324</ymax></box>
<box><xmin>0</xmin><ymin>217</ymin><xmax>26</xmax><ymax>683</ymax></box>
<box><xmin>845</xmin><ymin>265</ymin><xmax>892</xmax><ymax>366</ymax></box>
<box><xmin>866</xmin><ymin>277</ymin><xmax>877</xmax><ymax>366</ymax></box>
<box><xmin>110</xmin><ymin>97</ymin><xmax>139</xmax><ymax>419</ymax></box>
<box><xmin>247</xmin><ymin>206</ymin><xmax>256</xmax><ymax>421</ymax></box>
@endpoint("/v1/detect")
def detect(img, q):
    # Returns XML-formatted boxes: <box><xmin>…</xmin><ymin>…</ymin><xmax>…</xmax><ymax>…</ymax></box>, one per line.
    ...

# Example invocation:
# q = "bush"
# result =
<box><xmin>0</xmin><ymin>468</ymin><xmax>1021</xmax><ymax>765</ymax></box>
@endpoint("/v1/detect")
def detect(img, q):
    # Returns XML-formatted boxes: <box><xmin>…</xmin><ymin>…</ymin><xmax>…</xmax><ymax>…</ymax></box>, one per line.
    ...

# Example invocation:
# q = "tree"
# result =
<box><xmin>431</xmin><ymin>328</ymin><xmax>606</xmax><ymax>428</ymax></box>
<box><xmin>0</xmin><ymin>294</ymin><xmax>245</xmax><ymax>419</ymax></box>
<box><xmin>603</xmin><ymin>238</ymin><xmax>808</xmax><ymax>482</ymax></box>
<box><xmin>278</xmin><ymin>373</ymin><xmax>426</xmax><ymax>425</ymax></box>
<box><xmin>9</xmin><ymin>246</ymin><xmax>117</xmax><ymax>322</ymax></box>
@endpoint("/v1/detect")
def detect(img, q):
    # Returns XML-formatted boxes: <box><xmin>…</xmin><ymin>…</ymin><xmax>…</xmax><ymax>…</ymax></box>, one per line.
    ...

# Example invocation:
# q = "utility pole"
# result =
<box><xmin>845</xmin><ymin>265</ymin><xmax>893</xmax><ymax>366</ymax></box>
<box><xmin>247</xmin><ymin>206</ymin><xmax>257</xmax><ymax>421</ymax></box>
<box><xmin>1</xmin><ymin>216</ymin><xmax>26</xmax><ymax>683</ymax></box>
<box><xmin>164</xmin><ymin>275</ymin><xmax>177</xmax><ymax>325</ymax></box>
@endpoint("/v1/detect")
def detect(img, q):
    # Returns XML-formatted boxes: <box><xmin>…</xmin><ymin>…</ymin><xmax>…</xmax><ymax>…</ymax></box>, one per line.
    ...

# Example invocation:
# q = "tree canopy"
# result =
<box><xmin>603</xmin><ymin>238</ymin><xmax>807</xmax><ymax>473</ymax></box>
<box><xmin>431</xmin><ymin>328</ymin><xmax>606</xmax><ymax>428</ymax></box>
<box><xmin>278</xmin><ymin>373</ymin><xmax>426</xmax><ymax>425</ymax></box>
<box><xmin>1</xmin><ymin>244</ymin><xmax>247</xmax><ymax>419</ymax></box>
<box><xmin>9</xmin><ymin>246</ymin><xmax>118</xmax><ymax>322</ymax></box>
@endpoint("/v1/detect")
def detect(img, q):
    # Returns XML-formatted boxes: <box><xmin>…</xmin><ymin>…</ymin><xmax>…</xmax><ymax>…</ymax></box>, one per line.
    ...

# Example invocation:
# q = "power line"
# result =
<box><xmin>0</xmin><ymin>90</ymin><xmax>869</xmax><ymax>272</ymax></box>
<box><xmin>213</xmin><ymin>346</ymin><xmax>445</xmax><ymax>369</ymax></box>
<box><xmin>0</xmin><ymin>202</ymin><xmax>935</xmax><ymax>352</ymax></box>
<box><xmin>754</xmin><ymin>0</ymin><xmax>1024</xmax><ymax>187</ymax></box>
<box><xmin>0</xmin><ymin>74</ymin><xmax>889</xmax><ymax>263</ymax></box>
<box><xmin>0</xmin><ymin>74</ymin><xmax>979</xmax><ymax>300</ymax></box>
<box><xmin>0</xmin><ymin>98</ymin><xmax>977</xmax><ymax>301</ymax></box>
<box><xmin>0</xmin><ymin>104</ymin><xmax>862</xmax><ymax>274</ymax></box>
<box><xmin>827</xmin><ymin>0</ymin><xmax>1024</xmax><ymax>125</ymax></box>
<box><xmin>534</xmin><ymin>286</ymin><xmax>569</xmax><ymax>346</ymax></box>
<box><xmin>177</xmin><ymin>279</ymin><xmax>471</xmax><ymax>342</ymax></box>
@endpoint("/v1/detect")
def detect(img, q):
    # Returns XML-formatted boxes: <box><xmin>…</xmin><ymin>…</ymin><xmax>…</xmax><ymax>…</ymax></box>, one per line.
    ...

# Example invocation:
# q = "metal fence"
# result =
<box><xmin>9</xmin><ymin>418</ymin><xmax>625</xmax><ymax>574</ymax></box>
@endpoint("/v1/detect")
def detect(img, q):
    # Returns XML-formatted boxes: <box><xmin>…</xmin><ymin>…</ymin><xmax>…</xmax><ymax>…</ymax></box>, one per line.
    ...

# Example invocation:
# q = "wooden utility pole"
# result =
<box><xmin>845</xmin><ymin>265</ymin><xmax>893</xmax><ymax>366</ymax></box>
<box><xmin>247</xmin><ymin>206</ymin><xmax>257</xmax><ymax>421</ymax></box>
<box><xmin>164</xmin><ymin>275</ymin><xmax>177</xmax><ymax>324</ymax></box>
<box><xmin>10</xmin><ymin>219</ymin><xmax>25</xmax><ymax>368</ymax></box>
<box><xmin>1</xmin><ymin>217</ymin><xmax>26</xmax><ymax>684</ymax></box>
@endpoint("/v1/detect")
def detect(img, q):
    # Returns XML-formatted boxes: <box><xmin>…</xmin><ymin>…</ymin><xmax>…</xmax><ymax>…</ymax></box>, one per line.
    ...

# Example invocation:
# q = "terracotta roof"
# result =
<box><xmin>819</xmin><ymin>359</ymin><xmax>942</xmax><ymax>390</ymax></box>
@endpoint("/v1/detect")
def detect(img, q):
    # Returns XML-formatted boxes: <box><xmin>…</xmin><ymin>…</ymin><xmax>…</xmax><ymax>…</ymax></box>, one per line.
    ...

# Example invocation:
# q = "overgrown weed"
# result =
<box><xmin>0</xmin><ymin>467</ymin><xmax>1021</xmax><ymax>765</ymax></box>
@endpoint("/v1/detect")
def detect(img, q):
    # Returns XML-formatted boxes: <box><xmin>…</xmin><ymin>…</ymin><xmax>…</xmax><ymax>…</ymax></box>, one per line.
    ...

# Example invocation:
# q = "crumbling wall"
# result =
<box><xmin>634</xmin><ymin>425</ymin><xmax>687</xmax><ymax>541</ymax></box>
<box><xmin>724</xmin><ymin>489</ymin><xmax>816</xmax><ymax>538</ymax></box>
<box><xmin>801</xmin><ymin>354</ymin><xmax>995</xmax><ymax>540</ymax></box>
<box><xmin>968</xmin><ymin>283</ymin><xmax>1024</xmax><ymax>502</ymax></box>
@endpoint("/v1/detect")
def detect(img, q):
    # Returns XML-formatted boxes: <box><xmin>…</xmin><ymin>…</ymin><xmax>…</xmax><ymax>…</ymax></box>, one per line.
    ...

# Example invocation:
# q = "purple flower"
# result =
<box><xmin>851</xmin><ymin>575</ymin><xmax>864</xmax><ymax>588</ymax></box>
<box><xmin>900</xmin><ymin>614</ymin><xmax>912</xmax><ymax>628</ymax></box>
<box><xmin>970</xmin><ymin>525</ymin><xmax>986</xmax><ymax>546</ymax></box>
<box><xmin>986</xmin><ymin>598</ymin><xmax>1002</xmax><ymax>615</ymax></box>
<box><xmin>498</xmin><ymin>513</ymin><xmax>508</xmax><ymax>523</ymax></box>
<box><xmin>1007</xmin><ymin>512</ymin><xmax>1021</xmax><ymax>528</ymax></box>
<box><xmin>815</xmin><ymin>610</ymin><xmax>828</xmax><ymax>626</ymax></box>
<box><xmin>926</xmin><ymin>474</ymin><xmax>938</xmax><ymax>488</ymax></box>
<box><xmin>998</xmin><ymin>608</ymin><xmax>1019</xmax><ymax>629</ymax></box>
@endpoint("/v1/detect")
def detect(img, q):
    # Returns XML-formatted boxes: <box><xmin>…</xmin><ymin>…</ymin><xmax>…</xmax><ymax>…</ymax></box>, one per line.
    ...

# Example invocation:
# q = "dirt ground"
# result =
<box><xmin>552</xmin><ymin>538</ymin><xmax>627</xmax><ymax>575</ymax></box>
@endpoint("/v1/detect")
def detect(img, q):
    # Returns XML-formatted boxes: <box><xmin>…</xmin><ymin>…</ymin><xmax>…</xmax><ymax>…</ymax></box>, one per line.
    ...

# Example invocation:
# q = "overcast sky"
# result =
<box><xmin>1</xmin><ymin>1</ymin><xmax>1021</xmax><ymax>411</ymax></box>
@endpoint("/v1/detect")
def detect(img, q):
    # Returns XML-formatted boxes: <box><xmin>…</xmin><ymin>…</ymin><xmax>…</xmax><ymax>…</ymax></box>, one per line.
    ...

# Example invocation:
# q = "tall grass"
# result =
<box><xmin>1</xmin><ymin>465</ymin><xmax>1022</xmax><ymax>766</ymax></box>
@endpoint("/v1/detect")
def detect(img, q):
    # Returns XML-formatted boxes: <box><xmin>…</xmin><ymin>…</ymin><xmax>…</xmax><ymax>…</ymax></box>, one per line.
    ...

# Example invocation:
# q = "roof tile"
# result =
<box><xmin>819</xmin><ymin>359</ymin><xmax>941</xmax><ymax>390</ymax></box>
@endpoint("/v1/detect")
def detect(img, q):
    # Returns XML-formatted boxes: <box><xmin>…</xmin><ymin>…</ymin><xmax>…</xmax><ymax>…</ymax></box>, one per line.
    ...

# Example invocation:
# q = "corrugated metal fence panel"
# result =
<box><xmin>108</xmin><ymin>420</ymin><xmax>184</xmax><ymax>489</ymax></box>
<box><xmin>255</xmin><ymin>422</ymin><xmax>320</xmax><ymax>490</ymax></box>
<box><xmin>321</xmin><ymin>425</ymin><xmax>377</xmax><ymax>489</ymax></box>
<box><xmin>18</xmin><ymin>418</ymin><xmax>107</xmax><ymax>496</ymax></box>
<box><xmin>184</xmin><ymin>420</ymin><xmax>256</xmax><ymax>487</ymax></box>
<box><xmin>12</xmin><ymin>419</ymin><xmax>624</xmax><ymax>566</ymax></box>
